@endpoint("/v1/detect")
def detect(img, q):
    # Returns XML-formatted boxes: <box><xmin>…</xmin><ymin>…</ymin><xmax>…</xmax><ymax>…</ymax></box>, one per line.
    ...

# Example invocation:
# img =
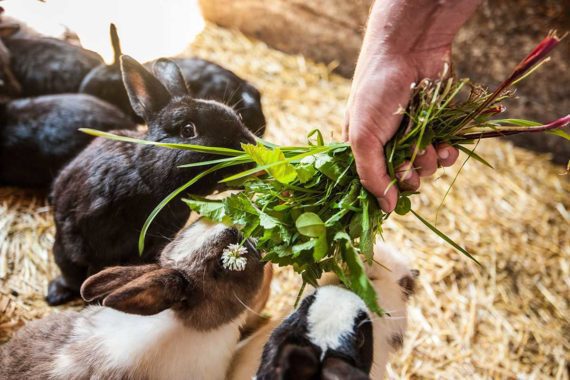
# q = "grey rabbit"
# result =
<box><xmin>0</xmin><ymin>219</ymin><xmax>264</xmax><ymax>380</ymax></box>
<box><xmin>47</xmin><ymin>55</ymin><xmax>256</xmax><ymax>306</ymax></box>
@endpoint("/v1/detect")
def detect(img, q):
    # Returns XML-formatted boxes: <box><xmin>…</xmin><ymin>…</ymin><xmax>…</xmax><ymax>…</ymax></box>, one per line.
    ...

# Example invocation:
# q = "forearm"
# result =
<box><xmin>366</xmin><ymin>0</ymin><xmax>481</xmax><ymax>54</ymax></box>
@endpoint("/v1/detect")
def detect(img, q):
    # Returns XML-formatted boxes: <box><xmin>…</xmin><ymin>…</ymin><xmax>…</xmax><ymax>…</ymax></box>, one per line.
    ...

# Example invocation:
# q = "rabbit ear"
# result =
<box><xmin>321</xmin><ymin>357</ymin><xmax>370</xmax><ymax>380</ymax></box>
<box><xmin>120</xmin><ymin>55</ymin><xmax>171</xmax><ymax>122</ymax></box>
<box><xmin>278</xmin><ymin>345</ymin><xmax>320</xmax><ymax>380</ymax></box>
<box><xmin>109</xmin><ymin>23</ymin><xmax>122</xmax><ymax>66</ymax></box>
<box><xmin>152</xmin><ymin>58</ymin><xmax>189</xmax><ymax>98</ymax></box>
<box><xmin>80</xmin><ymin>264</ymin><xmax>160</xmax><ymax>302</ymax></box>
<box><xmin>101</xmin><ymin>268</ymin><xmax>189</xmax><ymax>316</ymax></box>
<box><xmin>0</xmin><ymin>23</ymin><xmax>20</xmax><ymax>38</ymax></box>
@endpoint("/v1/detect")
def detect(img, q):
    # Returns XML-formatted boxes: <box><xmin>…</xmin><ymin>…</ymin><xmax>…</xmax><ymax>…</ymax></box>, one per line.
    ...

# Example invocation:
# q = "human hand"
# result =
<box><xmin>345</xmin><ymin>0</ymin><xmax>480</xmax><ymax>212</ymax></box>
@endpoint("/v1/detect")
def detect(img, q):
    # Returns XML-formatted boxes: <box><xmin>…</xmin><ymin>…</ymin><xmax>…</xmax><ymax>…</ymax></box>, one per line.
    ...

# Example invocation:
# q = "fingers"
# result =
<box><xmin>435</xmin><ymin>143</ymin><xmax>459</xmax><ymax>167</ymax></box>
<box><xmin>395</xmin><ymin>161</ymin><xmax>420</xmax><ymax>191</ymax></box>
<box><xmin>350</xmin><ymin>132</ymin><xmax>398</xmax><ymax>213</ymax></box>
<box><xmin>413</xmin><ymin>145</ymin><xmax>438</xmax><ymax>177</ymax></box>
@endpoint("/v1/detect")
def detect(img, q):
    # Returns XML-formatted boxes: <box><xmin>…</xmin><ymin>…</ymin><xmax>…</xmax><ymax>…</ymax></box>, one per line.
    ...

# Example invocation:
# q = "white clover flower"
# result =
<box><xmin>221</xmin><ymin>244</ymin><xmax>248</xmax><ymax>271</ymax></box>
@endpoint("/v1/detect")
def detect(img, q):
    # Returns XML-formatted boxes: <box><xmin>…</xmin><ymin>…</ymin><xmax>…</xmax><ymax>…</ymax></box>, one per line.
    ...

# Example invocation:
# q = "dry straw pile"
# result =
<box><xmin>1</xmin><ymin>24</ymin><xmax>568</xmax><ymax>379</ymax></box>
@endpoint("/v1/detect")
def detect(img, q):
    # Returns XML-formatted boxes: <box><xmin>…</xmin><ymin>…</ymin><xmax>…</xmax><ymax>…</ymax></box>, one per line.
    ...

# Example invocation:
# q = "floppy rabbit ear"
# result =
<box><xmin>278</xmin><ymin>344</ymin><xmax>320</xmax><ymax>380</ymax></box>
<box><xmin>80</xmin><ymin>264</ymin><xmax>160</xmax><ymax>302</ymax></box>
<box><xmin>121</xmin><ymin>55</ymin><xmax>171</xmax><ymax>122</ymax></box>
<box><xmin>321</xmin><ymin>357</ymin><xmax>370</xmax><ymax>380</ymax></box>
<box><xmin>101</xmin><ymin>268</ymin><xmax>189</xmax><ymax>316</ymax></box>
<box><xmin>152</xmin><ymin>58</ymin><xmax>189</xmax><ymax>98</ymax></box>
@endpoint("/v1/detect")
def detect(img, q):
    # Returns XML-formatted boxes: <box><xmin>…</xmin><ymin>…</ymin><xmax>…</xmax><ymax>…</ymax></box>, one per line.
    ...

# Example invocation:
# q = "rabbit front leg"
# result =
<box><xmin>47</xmin><ymin>238</ymin><xmax>88</xmax><ymax>305</ymax></box>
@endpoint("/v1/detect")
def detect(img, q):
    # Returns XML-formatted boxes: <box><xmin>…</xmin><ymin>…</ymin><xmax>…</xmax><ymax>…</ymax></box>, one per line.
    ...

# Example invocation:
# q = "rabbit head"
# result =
<box><xmin>120</xmin><ymin>55</ymin><xmax>256</xmax><ymax>191</ymax></box>
<box><xmin>81</xmin><ymin>219</ymin><xmax>264</xmax><ymax>331</ymax></box>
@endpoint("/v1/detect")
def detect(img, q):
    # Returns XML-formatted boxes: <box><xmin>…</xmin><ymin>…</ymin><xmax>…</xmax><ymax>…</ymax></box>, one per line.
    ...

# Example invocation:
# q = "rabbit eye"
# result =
<box><xmin>180</xmin><ymin>123</ymin><xmax>197</xmax><ymax>139</ymax></box>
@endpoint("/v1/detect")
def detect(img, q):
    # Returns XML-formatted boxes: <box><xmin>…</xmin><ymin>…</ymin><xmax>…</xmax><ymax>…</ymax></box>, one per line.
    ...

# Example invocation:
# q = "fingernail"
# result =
<box><xmin>377</xmin><ymin>197</ymin><xmax>391</xmax><ymax>211</ymax></box>
<box><xmin>418</xmin><ymin>148</ymin><xmax>426</xmax><ymax>156</ymax></box>
<box><xmin>438</xmin><ymin>149</ymin><xmax>450</xmax><ymax>160</ymax></box>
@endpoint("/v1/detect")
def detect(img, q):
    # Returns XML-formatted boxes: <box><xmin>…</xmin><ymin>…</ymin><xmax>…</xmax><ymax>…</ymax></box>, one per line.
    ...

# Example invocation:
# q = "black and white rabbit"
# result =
<box><xmin>228</xmin><ymin>241</ymin><xmax>418</xmax><ymax>380</ymax></box>
<box><xmin>0</xmin><ymin>26</ymin><xmax>103</xmax><ymax>96</ymax></box>
<box><xmin>47</xmin><ymin>55</ymin><xmax>256</xmax><ymax>306</ymax></box>
<box><xmin>0</xmin><ymin>93</ymin><xmax>136</xmax><ymax>188</ymax></box>
<box><xmin>256</xmin><ymin>285</ymin><xmax>374</xmax><ymax>380</ymax></box>
<box><xmin>0</xmin><ymin>219</ymin><xmax>265</xmax><ymax>380</ymax></box>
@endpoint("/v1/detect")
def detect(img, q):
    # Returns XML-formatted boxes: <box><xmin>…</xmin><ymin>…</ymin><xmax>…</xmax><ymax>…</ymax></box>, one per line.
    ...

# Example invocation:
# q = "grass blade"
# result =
<box><xmin>411</xmin><ymin>209</ymin><xmax>480</xmax><ymax>266</ymax></box>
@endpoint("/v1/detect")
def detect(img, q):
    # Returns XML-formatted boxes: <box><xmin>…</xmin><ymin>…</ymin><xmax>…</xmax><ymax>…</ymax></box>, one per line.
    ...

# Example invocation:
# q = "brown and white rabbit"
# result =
<box><xmin>47</xmin><ymin>55</ymin><xmax>256</xmax><ymax>306</ymax></box>
<box><xmin>228</xmin><ymin>241</ymin><xmax>418</xmax><ymax>380</ymax></box>
<box><xmin>0</xmin><ymin>219</ymin><xmax>265</xmax><ymax>380</ymax></box>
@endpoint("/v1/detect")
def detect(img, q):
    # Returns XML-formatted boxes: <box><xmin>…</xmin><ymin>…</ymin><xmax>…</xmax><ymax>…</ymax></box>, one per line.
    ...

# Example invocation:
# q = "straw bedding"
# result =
<box><xmin>0</xmin><ymin>24</ymin><xmax>568</xmax><ymax>379</ymax></box>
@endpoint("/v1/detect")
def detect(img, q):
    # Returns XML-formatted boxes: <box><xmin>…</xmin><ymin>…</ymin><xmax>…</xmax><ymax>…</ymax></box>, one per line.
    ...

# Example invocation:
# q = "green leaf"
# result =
<box><xmin>295</xmin><ymin>212</ymin><xmax>326</xmax><ymax>238</ymax></box>
<box><xmin>313</xmin><ymin>235</ymin><xmax>328</xmax><ymax>261</ymax></box>
<box><xmin>411</xmin><ymin>209</ymin><xmax>481</xmax><ymax>265</ymax></box>
<box><xmin>308</xmin><ymin>129</ymin><xmax>325</xmax><ymax>146</ymax></box>
<box><xmin>394</xmin><ymin>196</ymin><xmax>411</xmax><ymax>215</ymax></box>
<box><xmin>223</xmin><ymin>193</ymin><xmax>258</xmax><ymax>226</ymax></box>
<box><xmin>183</xmin><ymin>197</ymin><xmax>227</xmax><ymax>222</ymax></box>
<box><xmin>292</xmin><ymin>239</ymin><xmax>316</xmax><ymax>256</ymax></box>
<box><xmin>341</xmin><ymin>238</ymin><xmax>381</xmax><ymax>315</ymax></box>
<box><xmin>314</xmin><ymin>154</ymin><xmax>344</xmax><ymax>181</ymax></box>
<box><xmin>456</xmin><ymin>145</ymin><xmax>494</xmax><ymax>169</ymax></box>
<box><xmin>242</xmin><ymin>143</ymin><xmax>297</xmax><ymax>184</ymax></box>
<box><xmin>259</xmin><ymin>211</ymin><xmax>280</xmax><ymax>229</ymax></box>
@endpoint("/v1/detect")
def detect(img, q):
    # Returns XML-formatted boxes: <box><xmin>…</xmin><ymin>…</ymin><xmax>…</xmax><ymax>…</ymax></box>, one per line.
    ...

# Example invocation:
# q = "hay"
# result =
<box><xmin>1</xmin><ymin>23</ymin><xmax>568</xmax><ymax>379</ymax></box>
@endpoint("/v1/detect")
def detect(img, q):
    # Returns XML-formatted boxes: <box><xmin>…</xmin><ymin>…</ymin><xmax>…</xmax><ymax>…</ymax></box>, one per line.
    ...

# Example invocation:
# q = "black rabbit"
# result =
<box><xmin>165</xmin><ymin>57</ymin><xmax>266</xmax><ymax>137</ymax></box>
<box><xmin>1</xmin><ymin>31</ymin><xmax>103</xmax><ymax>96</ymax></box>
<box><xmin>0</xmin><ymin>94</ymin><xmax>136</xmax><ymax>188</ymax></box>
<box><xmin>79</xmin><ymin>24</ymin><xmax>137</xmax><ymax>121</ymax></box>
<box><xmin>79</xmin><ymin>23</ymin><xmax>265</xmax><ymax>135</ymax></box>
<box><xmin>0</xmin><ymin>22</ymin><xmax>22</xmax><ymax>97</ymax></box>
<box><xmin>48</xmin><ymin>56</ymin><xmax>256</xmax><ymax>306</ymax></box>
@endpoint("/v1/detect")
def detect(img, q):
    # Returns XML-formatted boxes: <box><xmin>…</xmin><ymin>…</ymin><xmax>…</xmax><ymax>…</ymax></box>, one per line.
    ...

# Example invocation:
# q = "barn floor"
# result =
<box><xmin>1</xmin><ymin>24</ymin><xmax>569</xmax><ymax>379</ymax></box>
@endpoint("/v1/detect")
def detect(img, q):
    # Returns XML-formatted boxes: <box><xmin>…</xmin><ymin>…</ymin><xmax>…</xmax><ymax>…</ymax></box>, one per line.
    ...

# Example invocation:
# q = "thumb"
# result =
<box><xmin>350</xmin><ymin>129</ymin><xmax>398</xmax><ymax>212</ymax></box>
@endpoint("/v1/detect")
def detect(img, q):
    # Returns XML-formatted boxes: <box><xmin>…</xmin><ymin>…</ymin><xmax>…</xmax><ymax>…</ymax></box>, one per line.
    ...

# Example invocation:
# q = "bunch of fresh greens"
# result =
<box><xmin>83</xmin><ymin>33</ymin><xmax>569</xmax><ymax>313</ymax></box>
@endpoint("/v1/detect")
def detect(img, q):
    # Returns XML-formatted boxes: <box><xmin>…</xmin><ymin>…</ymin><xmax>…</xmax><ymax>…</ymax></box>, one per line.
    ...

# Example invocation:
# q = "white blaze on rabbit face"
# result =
<box><xmin>306</xmin><ymin>286</ymin><xmax>368</xmax><ymax>353</ymax></box>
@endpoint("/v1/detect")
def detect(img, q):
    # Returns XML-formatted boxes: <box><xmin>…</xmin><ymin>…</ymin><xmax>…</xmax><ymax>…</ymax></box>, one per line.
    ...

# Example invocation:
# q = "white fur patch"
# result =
<box><xmin>241</xmin><ymin>92</ymin><xmax>256</xmax><ymax>106</ymax></box>
<box><xmin>306</xmin><ymin>286</ymin><xmax>367</xmax><ymax>353</ymax></box>
<box><xmin>166</xmin><ymin>220</ymin><xmax>227</xmax><ymax>264</ymax></box>
<box><xmin>51</xmin><ymin>308</ymin><xmax>244</xmax><ymax>380</ymax></box>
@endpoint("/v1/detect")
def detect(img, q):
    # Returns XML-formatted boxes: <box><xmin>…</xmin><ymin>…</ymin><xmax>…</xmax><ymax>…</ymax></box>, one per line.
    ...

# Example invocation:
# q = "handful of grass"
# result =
<box><xmin>83</xmin><ymin>33</ymin><xmax>569</xmax><ymax>313</ymax></box>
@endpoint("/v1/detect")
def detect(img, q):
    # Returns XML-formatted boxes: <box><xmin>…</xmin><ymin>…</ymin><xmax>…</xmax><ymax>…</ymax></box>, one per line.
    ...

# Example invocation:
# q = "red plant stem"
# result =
<box><xmin>462</xmin><ymin>115</ymin><xmax>570</xmax><ymax>140</ymax></box>
<box><xmin>456</xmin><ymin>34</ymin><xmax>561</xmax><ymax>131</ymax></box>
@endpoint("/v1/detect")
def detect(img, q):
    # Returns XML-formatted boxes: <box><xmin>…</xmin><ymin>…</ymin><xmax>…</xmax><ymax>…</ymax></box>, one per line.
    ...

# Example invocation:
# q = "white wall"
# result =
<box><xmin>2</xmin><ymin>0</ymin><xmax>205</xmax><ymax>63</ymax></box>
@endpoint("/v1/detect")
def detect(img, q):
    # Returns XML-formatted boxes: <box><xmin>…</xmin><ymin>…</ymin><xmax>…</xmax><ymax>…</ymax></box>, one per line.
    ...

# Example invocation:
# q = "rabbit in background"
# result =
<box><xmin>79</xmin><ymin>23</ymin><xmax>266</xmax><ymax>135</ymax></box>
<box><xmin>48</xmin><ymin>55</ymin><xmax>256</xmax><ymax>306</ymax></box>
<box><xmin>0</xmin><ymin>219</ymin><xmax>265</xmax><ymax>380</ymax></box>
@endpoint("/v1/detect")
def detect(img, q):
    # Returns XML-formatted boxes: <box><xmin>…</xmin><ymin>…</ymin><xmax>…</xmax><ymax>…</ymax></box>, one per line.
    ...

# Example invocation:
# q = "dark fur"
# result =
<box><xmin>0</xmin><ymin>94</ymin><xmax>136</xmax><ymax>188</ymax></box>
<box><xmin>168</xmin><ymin>58</ymin><xmax>266</xmax><ymax>136</ymax></box>
<box><xmin>47</xmin><ymin>56</ymin><xmax>255</xmax><ymax>306</ymax></box>
<box><xmin>79</xmin><ymin>24</ymin><xmax>137</xmax><ymax>121</ymax></box>
<box><xmin>79</xmin><ymin>23</ymin><xmax>265</xmax><ymax>135</ymax></box>
<box><xmin>256</xmin><ymin>291</ymin><xmax>373</xmax><ymax>380</ymax></box>
<box><xmin>2</xmin><ymin>36</ymin><xmax>103</xmax><ymax>96</ymax></box>
<box><xmin>0</xmin><ymin>23</ymin><xmax>22</xmax><ymax>97</ymax></box>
